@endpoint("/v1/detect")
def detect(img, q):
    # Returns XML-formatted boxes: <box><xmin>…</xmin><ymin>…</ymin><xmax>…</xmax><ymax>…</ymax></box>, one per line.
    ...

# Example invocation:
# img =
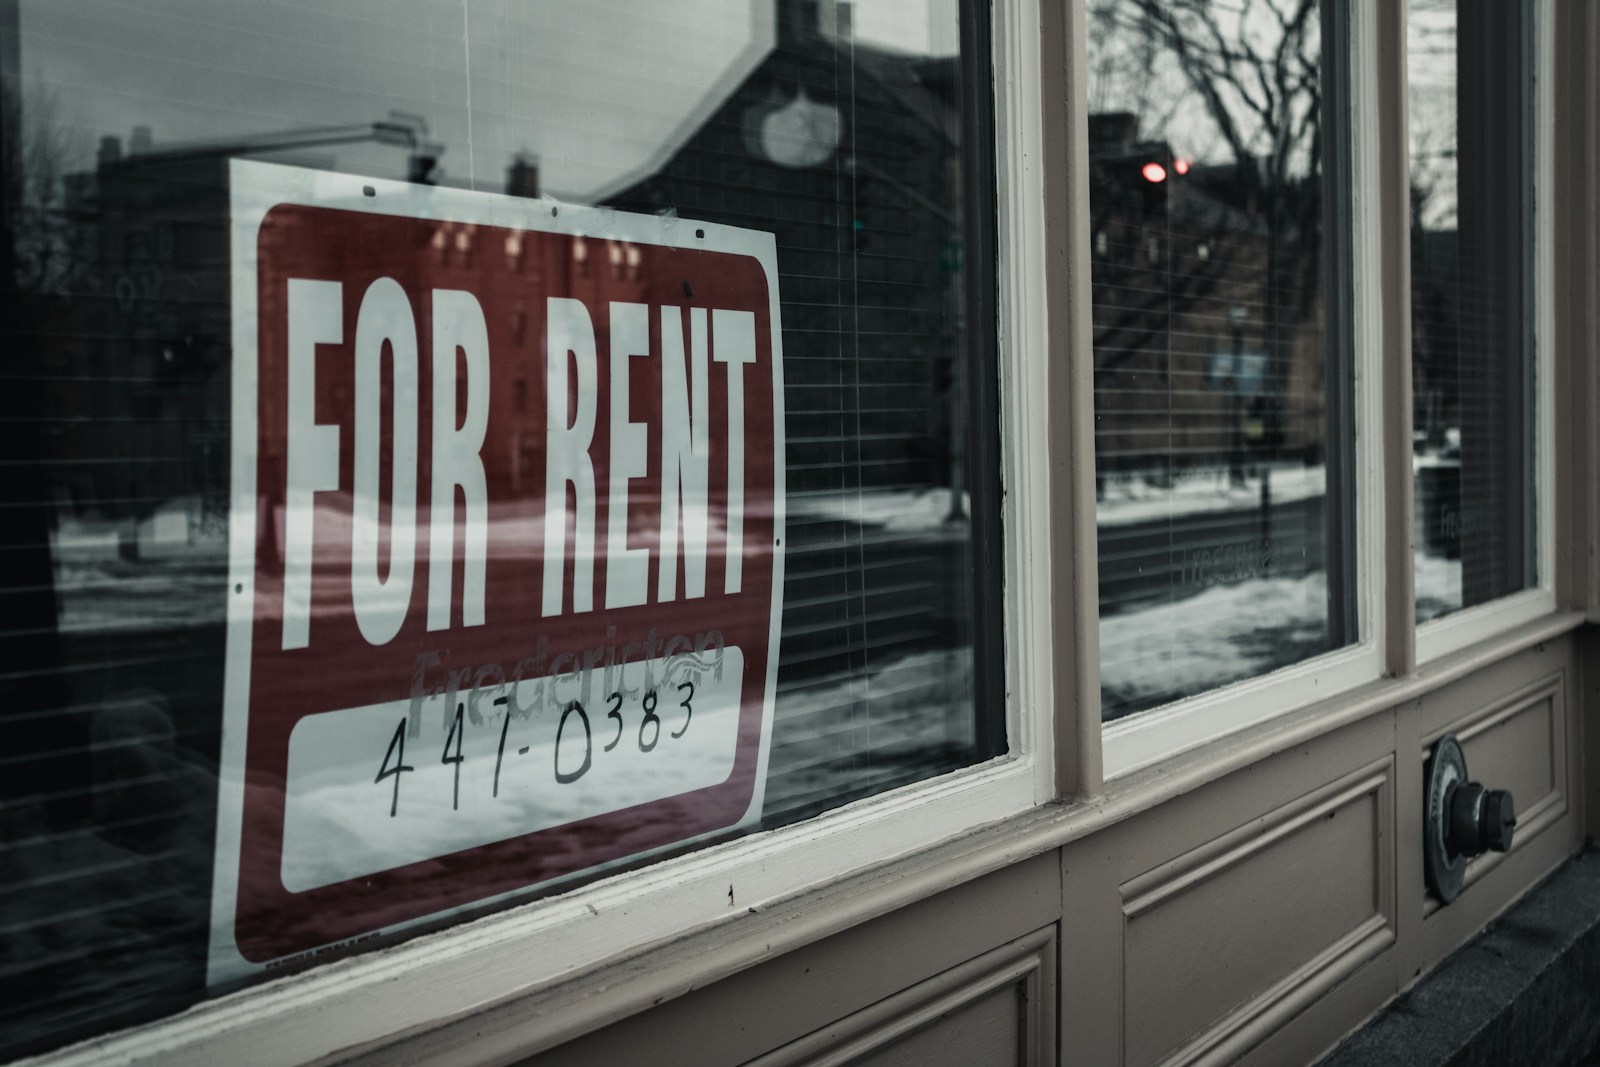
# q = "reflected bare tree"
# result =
<box><xmin>3</xmin><ymin>85</ymin><xmax>91</xmax><ymax>295</ymax></box>
<box><xmin>1405</xmin><ymin>0</ymin><xmax>1459</xmax><ymax>448</ymax></box>
<box><xmin>1094</xmin><ymin>0</ymin><xmax>1322</xmax><ymax>179</ymax></box>
<box><xmin>1086</xmin><ymin>0</ymin><xmax>1325</xmax><ymax>476</ymax></box>
<box><xmin>0</xmin><ymin>79</ymin><xmax>75</xmax><ymax>825</ymax></box>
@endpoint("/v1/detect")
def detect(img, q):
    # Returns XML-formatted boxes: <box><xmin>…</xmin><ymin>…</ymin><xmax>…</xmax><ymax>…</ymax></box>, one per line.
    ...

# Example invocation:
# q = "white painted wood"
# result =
<box><xmin>1103</xmin><ymin>644</ymin><xmax>1383</xmax><ymax>779</ymax></box>
<box><xmin>1101</xmin><ymin>0</ymin><xmax>1388</xmax><ymax>781</ymax></box>
<box><xmin>992</xmin><ymin>0</ymin><xmax>1061</xmax><ymax>808</ymax></box>
<box><xmin>1349</xmin><ymin>0</ymin><xmax>1392</xmax><ymax>695</ymax></box>
<box><xmin>1416</xmin><ymin>586</ymin><xmax>1558</xmax><ymax>663</ymax></box>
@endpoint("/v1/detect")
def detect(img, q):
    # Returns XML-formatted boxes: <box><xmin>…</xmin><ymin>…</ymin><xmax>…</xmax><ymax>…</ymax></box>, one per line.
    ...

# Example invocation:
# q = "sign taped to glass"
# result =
<box><xmin>210</xmin><ymin>160</ymin><xmax>785</xmax><ymax>982</ymax></box>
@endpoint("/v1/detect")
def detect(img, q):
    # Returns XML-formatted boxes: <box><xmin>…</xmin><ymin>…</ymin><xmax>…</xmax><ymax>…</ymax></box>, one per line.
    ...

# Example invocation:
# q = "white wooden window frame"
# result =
<box><xmin>24</xmin><ymin>2</ymin><xmax>1567</xmax><ymax>1064</ymax></box>
<box><xmin>1100</xmin><ymin>0</ymin><xmax>1390</xmax><ymax>780</ymax></box>
<box><xmin>24</xmin><ymin>1</ymin><xmax>1058</xmax><ymax>1065</ymax></box>
<box><xmin>1413</xmin><ymin>0</ymin><xmax>1558</xmax><ymax>664</ymax></box>
<box><xmin>1099</xmin><ymin>0</ymin><xmax>1562</xmax><ymax>779</ymax></box>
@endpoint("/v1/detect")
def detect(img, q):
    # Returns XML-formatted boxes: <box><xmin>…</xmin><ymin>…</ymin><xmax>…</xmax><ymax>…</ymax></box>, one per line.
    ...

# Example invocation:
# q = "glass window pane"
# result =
<box><xmin>1086</xmin><ymin>0</ymin><xmax>1355</xmax><ymax>721</ymax></box>
<box><xmin>0</xmin><ymin>0</ymin><xmax>1002</xmax><ymax>1056</ymax></box>
<box><xmin>1408</xmin><ymin>0</ymin><xmax>1536</xmax><ymax>623</ymax></box>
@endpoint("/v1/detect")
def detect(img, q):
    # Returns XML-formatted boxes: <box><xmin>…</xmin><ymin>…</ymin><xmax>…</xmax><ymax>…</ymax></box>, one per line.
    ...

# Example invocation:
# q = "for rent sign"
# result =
<box><xmin>210</xmin><ymin>161</ymin><xmax>784</xmax><ymax>980</ymax></box>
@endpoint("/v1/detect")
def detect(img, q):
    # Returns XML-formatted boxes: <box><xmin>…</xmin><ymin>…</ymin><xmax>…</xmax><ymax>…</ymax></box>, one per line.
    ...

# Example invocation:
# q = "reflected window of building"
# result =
<box><xmin>1408</xmin><ymin>0</ymin><xmax>1537</xmax><ymax>623</ymax></box>
<box><xmin>1086</xmin><ymin>0</ymin><xmax>1355</xmax><ymax>721</ymax></box>
<box><xmin>0</xmin><ymin>0</ymin><xmax>1003</xmax><ymax>1057</ymax></box>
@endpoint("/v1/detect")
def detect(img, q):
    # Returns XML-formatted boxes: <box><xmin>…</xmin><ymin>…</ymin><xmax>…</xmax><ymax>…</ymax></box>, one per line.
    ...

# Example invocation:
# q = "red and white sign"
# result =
<box><xmin>210</xmin><ymin>160</ymin><xmax>784</xmax><ymax>981</ymax></box>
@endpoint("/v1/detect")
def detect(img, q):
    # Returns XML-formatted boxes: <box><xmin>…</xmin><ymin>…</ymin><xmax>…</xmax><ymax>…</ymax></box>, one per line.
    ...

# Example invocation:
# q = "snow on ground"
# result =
<box><xmin>1095</xmin><ymin>463</ymin><xmax>1325</xmax><ymax>528</ymax></box>
<box><xmin>765</xmin><ymin>647</ymin><xmax>975</xmax><ymax>818</ymax></box>
<box><xmin>52</xmin><ymin>500</ymin><xmax>228</xmax><ymax>635</ymax></box>
<box><xmin>53</xmin><ymin>479</ymin><xmax>1437</xmax><ymax>731</ymax></box>
<box><xmin>1099</xmin><ymin>544</ymin><xmax>1469</xmax><ymax>717</ymax></box>
<box><xmin>786</xmin><ymin>487</ymin><xmax>971</xmax><ymax>532</ymax></box>
<box><xmin>1100</xmin><ymin>570</ymin><xmax>1332</xmax><ymax>718</ymax></box>
<box><xmin>786</xmin><ymin>466</ymin><xmax>1327</xmax><ymax>533</ymax></box>
<box><xmin>1415</xmin><ymin>551</ymin><xmax>1463</xmax><ymax>622</ymax></box>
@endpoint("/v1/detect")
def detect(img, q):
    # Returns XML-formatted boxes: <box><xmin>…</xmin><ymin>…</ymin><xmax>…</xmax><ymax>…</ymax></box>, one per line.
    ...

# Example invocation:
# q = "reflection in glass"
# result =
<box><xmin>1408</xmin><ymin>0</ymin><xmax>1535</xmax><ymax>623</ymax></box>
<box><xmin>0</xmin><ymin>0</ymin><xmax>998</xmax><ymax>1056</ymax></box>
<box><xmin>1087</xmin><ymin>0</ymin><xmax>1353</xmax><ymax>721</ymax></box>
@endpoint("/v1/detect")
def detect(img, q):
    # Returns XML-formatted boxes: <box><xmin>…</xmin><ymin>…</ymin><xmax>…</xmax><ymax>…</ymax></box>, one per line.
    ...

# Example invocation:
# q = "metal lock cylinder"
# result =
<box><xmin>1424</xmin><ymin>735</ymin><xmax>1516</xmax><ymax>904</ymax></box>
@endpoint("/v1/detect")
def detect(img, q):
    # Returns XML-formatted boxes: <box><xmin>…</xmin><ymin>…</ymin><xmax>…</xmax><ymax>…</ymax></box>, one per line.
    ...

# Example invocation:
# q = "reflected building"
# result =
<box><xmin>60</xmin><ymin>138</ymin><xmax>232</xmax><ymax>541</ymax></box>
<box><xmin>1088</xmin><ymin>110</ymin><xmax>1328</xmax><ymax>486</ymax></box>
<box><xmin>603</xmin><ymin>0</ymin><xmax>987</xmax><ymax>814</ymax></box>
<box><xmin>1088</xmin><ymin>107</ymin><xmax>1335</xmax><ymax>699</ymax></box>
<box><xmin>3</xmin><ymin>9</ymin><xmax>991</xmax><ymax>1052</ymax></box>
<box><xmin>608</xmin><ymin>4</ymin><xmax>967</xmax><ymax>501</ymax></box>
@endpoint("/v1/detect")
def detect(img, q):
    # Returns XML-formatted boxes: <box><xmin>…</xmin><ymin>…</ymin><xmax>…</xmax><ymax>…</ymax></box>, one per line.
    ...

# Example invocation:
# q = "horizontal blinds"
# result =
<box><xmin>1086</xmin><ymin>1</ymin><xmax>1346</xmax><ymax>722</ymax></box>
<box><xmin>0</xmin><ymin>5</ymin><xmax>996</xmax><ymax>1059</ymax></box>
<box><xmin>1408</xmin><ymin>0</ymin><xmax>1534</xmax><ymax>622</ymax></box>
<box><xmin>609</xmin><ymin>39</ymin><xmax>982</xmax><ymax>824</ymax></box>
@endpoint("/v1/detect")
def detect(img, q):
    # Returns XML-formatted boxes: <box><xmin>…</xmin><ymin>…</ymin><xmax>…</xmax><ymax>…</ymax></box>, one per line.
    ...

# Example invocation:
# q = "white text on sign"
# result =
<box><xmin>279</xmin><ymin>282</ymin><xmax>759</xmax><ymax>651</ymax></box>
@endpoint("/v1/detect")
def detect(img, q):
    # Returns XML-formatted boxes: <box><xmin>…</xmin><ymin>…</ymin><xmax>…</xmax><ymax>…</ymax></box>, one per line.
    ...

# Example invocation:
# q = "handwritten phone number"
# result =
<box><xmin>373</xmin><ymin>683</ymin><xmax>697</xmax><ymax>817</ymax></box>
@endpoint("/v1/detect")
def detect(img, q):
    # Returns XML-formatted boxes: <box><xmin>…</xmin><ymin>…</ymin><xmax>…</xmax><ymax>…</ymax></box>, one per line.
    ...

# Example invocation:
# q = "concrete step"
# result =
<box><xmin>1319</xmin><ymin>847</ymin><xmax>1600</xmax><ymax>1067</ymax></box>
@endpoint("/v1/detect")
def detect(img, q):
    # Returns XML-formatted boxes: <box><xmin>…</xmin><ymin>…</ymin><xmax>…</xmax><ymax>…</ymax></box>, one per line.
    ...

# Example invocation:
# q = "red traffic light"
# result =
<box><xmin>1141</xmin><ymin>161</ymin><xmax>1168</xmax><ymax>183</ymax></box>
<box><xmin>1174</xmin><ymin>158</ymin><xmax>1191</xmax><ymax>175</ymax></box>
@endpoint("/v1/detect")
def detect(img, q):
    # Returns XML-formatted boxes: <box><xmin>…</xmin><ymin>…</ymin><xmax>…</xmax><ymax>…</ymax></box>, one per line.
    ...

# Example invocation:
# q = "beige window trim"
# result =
<box><xmin>1378</xmin><ymin>0</ymin><xmax>1418</xmax><ymax>677</ymax></box>
<box><xmin>302</xmin><ymin>606</ymin><xmax>1585</xmax><ymax>1066</ymax></box>
<box><xmin>1043</xmin><ymin>0</ymin><xmax>1105</xmax><ymax>801</ymax></box>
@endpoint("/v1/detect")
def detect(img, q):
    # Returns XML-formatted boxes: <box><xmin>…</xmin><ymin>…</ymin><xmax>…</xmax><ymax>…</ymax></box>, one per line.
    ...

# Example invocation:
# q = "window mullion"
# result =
<box><xmin>1373</xmin><ymin>0</ymin><xmax>1417</xmax><ymax>677</ymax></box>
<box><xmin>1042</xmin><ymin>0</ymin><xmax>1104</xmax><ymax>799</ymax></box>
